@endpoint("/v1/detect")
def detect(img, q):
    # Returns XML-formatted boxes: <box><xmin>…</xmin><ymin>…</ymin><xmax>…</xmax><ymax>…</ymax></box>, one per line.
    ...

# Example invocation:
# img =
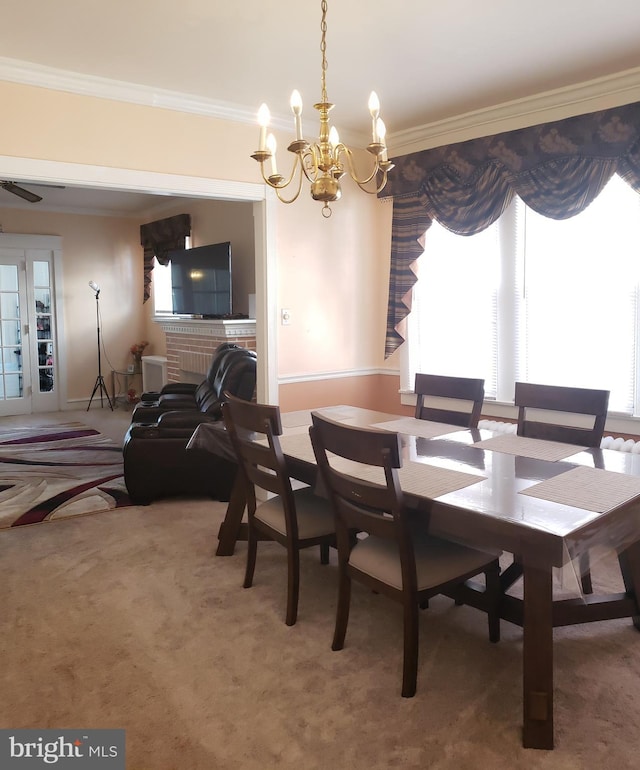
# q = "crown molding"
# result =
<box><xmin>0</xmin><ymin>56</ymin><xmax>366</xmax><ymax>140</ymax></box>
<box><xmin>0</xmin><ymin>56</ymin><xmax>276</xmax><ymax>127</ymax></box>
<box><xmin>390</xmin><ymin>66</ymin><xmax>640</xmax><ymax>156</ymax></box>
<box><xmin>3</xmin><ymin>56</ymin><xmax>640</xmax><ymax>157</ymax></box>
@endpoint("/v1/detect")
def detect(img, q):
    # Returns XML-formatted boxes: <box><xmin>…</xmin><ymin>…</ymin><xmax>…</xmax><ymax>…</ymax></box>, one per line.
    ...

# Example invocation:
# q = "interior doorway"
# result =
<box><xmin>0</xmin><ymin>156</ymin><xmax>278</xmax><ymax>408</ymax></box>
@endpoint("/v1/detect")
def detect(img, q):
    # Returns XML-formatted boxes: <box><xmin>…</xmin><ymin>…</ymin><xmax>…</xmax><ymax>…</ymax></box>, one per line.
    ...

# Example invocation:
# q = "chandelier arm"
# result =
<box><xmin>273</xmin><ymin>163</ymin><xmax>305</xmax><ymax>204</ymax></box>
<box><xmin>353</xmin><ymin>173</ymin><xmax>390</xmax><ymax>195</ymax></box>
<box><xmin>257</xmin><ymin>153</ymin><xmax>304</xmax><ymax>190</ymax></box>
<box><xmin>367</xmin><ymin>168</ymin><xmax>391</xmax><ymax>195</ymax></box>
<box><xmin>338</xmin><ymin>146</ymin><xmax>382</xmax><ymax>188</ymax></box>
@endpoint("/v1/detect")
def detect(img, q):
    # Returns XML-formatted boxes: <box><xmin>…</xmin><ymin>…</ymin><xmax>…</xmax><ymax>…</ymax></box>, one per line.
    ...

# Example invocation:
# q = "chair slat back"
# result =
<box><xmin>309</xmin><ymin>412</ymin><xmax>409</xmax><ymax>544</ymax></box>
<box><xmin>222</xmin><ymin>394</ymin><xmax>294</xmax><ymax>514</ymax></box>
<box><xmin>515</xmin><ymin>382</ymin><xmax>609</xmax><ymax>448</ymax></box>
<box><xmin>414</xmin><ymin>373</ymin><xmax>485</xmax><ymax>428</ymax></box>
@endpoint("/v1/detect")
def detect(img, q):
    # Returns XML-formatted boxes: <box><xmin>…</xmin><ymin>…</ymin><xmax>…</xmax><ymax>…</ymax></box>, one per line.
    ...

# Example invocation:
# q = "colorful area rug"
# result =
<box><xmin>0</xmin><ymin>422</ymin><xmax>133</xmax><ymax>528</ymax></box>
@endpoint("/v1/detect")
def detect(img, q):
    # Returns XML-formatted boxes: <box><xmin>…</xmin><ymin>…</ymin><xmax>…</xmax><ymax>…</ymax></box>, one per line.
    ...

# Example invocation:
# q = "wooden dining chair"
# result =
<box><xmin>515</xmin><ymin>381</ymin><xmax>609</xmax><ymax>448</ymax></box>
<box><xmin>502</xmin><ymin>381</ymin><xmax>611</xmax><ymax>594</ymax></box>
<box><xmin>309</xmin><ymin>411</ymin><xmax>501</xmax><ymax>698</ymax></box>
<box><xmin>414</xmin><ymin>373</ymin><xmax>485</xmax><ymax>428</ymax></box>
<box><xmin>222</xmin><ymin>394</ymin><xmax>336</xmax><ymax>626</ymax></box>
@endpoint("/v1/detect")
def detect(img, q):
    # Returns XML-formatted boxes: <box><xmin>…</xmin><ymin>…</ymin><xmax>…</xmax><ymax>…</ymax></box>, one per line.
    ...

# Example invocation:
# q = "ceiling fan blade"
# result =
<box><xmin>0</xmin><ymin>182</ymin><xmax>43</xmax><ymax>203</ymax></box>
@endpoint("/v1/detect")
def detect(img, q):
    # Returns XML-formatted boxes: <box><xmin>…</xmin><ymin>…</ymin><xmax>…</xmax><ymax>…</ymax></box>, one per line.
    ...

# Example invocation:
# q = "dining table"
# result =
<box><xmin>188</xmin><ymin>404</ymin><xmax>640</xmax><ymax>750</ymax></box>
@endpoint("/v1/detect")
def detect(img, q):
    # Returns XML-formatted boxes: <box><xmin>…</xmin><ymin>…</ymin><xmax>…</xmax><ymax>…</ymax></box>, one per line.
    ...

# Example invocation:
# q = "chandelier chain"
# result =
<box><xmin>320</xmin><ymin>0</ymin><xmax>328</xmax><ymax>104</ymax></box>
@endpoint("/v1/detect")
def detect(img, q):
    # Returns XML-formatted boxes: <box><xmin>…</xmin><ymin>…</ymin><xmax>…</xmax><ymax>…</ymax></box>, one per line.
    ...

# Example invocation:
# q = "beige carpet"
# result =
<box><xmin>2</xmin><ymin>497</ymin><xmax>639</xmax><ymax>769</ymax></box>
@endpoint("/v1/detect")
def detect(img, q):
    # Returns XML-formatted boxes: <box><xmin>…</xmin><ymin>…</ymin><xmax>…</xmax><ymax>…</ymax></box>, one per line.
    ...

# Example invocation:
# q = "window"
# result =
<box><xmin>152</xmin><ymin>236</ymin><xmax>191</xmax><ymax>315</ymax></box>
<box><xmin>152</xmin><ymin>257</ymin><xmax>173</xmax><ymax>315</ymax></box>
<box><xmin>407</xmin><ymin>174</ymin><xmax>640</xmax><ymax>415</ymax></box>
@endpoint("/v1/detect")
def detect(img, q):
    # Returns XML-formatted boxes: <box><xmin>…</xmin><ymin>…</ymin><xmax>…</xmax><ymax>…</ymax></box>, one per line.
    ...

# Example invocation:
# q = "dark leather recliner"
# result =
<box><xmin>131</xmin><ymin>342</ymin><xmax>242</xmax><ymax>423</ymax></box>
<box><xmin>123</xmin><ymin>345</ymin><xmax>256</xmax><ymax>504</ymax></box>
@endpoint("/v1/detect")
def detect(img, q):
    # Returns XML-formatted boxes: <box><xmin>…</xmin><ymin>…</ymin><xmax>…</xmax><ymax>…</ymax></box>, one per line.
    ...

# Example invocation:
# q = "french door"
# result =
<box><xmin>0</xmin><ymin>235</ymin><xmax>63</xmax><ymax>416</ymax></box>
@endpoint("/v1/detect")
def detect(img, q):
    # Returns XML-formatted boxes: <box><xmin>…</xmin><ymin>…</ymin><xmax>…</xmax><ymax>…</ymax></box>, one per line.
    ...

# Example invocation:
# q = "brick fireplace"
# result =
<box><xmin>155</xmin><ymin>318</ymin><xmax>257</xmax><ymax>383</ymax></box>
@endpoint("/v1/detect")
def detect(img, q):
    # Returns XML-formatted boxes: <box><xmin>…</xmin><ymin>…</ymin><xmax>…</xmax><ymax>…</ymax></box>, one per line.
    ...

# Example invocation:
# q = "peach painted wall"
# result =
<box><xmin>279</xmin><ymin>372</ymin><xmax>412</xmax><ymax>415</ymax></box>
<box><xmin>274</xmin><ymin>181</ymin><xmax>393</xmax><ymax>376</ymax></box>
<box><xmin>0</xmin><ymin>206</ymin><xmax>141</xmax><ymax>402</ymax></box>
<box><xmin>0</xmin><ymin>81</ymin><xmax>259</xmax><ymax>182</ymax></box>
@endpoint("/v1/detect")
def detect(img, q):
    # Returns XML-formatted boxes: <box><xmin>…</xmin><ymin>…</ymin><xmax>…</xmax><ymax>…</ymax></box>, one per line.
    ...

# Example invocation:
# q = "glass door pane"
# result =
<box><xmin>0</xmin><ymin>265</ymin><xmax>23</xmax><ymax>400</ymax></box>
<box><xmin>34</xmin><ymin>261</ymin><xmax>54</xmax><ymax>394</ymax></box>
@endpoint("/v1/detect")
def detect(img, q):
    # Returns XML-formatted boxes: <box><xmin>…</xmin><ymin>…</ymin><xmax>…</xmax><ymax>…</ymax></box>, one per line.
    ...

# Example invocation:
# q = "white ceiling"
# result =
<box><xmin>2</xmin><ymin>0</ymin><xmax>640</xmax><ymax>214</ymax></box>
<box><xmin>0</xmin><ymin>183</ymin><xmax>182</xmax><ymax>217</ymax></box>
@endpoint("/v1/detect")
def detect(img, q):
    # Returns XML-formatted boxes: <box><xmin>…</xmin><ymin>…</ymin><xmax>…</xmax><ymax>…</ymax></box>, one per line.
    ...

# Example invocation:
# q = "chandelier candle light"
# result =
<box><xmin>251</xmin><ymin>0</ymin><xmax>393</xmax><ymax>217</ymax></box>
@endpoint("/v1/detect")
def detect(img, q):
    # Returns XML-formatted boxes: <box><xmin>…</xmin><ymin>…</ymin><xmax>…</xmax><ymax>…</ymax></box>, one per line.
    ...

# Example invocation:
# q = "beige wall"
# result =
<box><xmin>0</xmin><ymin>79</ymin><xmax>393</xmax><ymax>410</ymax></box>
<box><xmin>274</xmin><ymin>178</ymin><xmax>393</xmax><ymax>376</ymax></box>
<box><xmin>0</xmin><ymin>206</ymin><xmax>141</xmax><ymax>402</ymax></box>
<box><xmin>0</xmin><ymin>81</ymin><xmax>259</xmax><ymax>182</ymax></box>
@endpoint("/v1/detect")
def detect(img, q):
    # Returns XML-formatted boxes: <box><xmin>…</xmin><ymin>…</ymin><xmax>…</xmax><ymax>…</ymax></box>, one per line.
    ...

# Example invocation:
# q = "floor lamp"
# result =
<box><xmin>87</xmin><ymin>280</ymin><xmax>114</xmax><ymax>410</ymax></box>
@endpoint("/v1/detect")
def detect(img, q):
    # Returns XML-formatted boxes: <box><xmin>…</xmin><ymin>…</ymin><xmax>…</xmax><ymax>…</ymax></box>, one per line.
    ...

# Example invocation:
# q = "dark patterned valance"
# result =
<box><xmin>381</xmin><ymin>102</ymin><xmax>640</xmax><ymax>357</ymax></box>
<box><xmin>140</xmin><ymin>213</ymin><xmax>191</xmax><ymax>303</ymax></box>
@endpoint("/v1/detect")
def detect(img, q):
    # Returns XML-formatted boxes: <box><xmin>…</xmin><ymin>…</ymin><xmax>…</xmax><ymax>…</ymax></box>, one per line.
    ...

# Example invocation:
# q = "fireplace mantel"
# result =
<box><xmin>155</xmin><ymin>316</ymin><xmax>256</xmax><ymax>382</ymax></box>
<box><xmin>155</xmin><ymin>316</ymin><xmax>256</xmax><ymax>338</ymax></box>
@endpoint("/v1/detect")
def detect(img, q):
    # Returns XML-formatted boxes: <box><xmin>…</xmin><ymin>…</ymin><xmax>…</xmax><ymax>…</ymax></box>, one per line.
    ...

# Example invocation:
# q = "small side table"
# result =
<box><xmin>111</xmin><ymin>369</ymin><xmax>141</xmax><ymax>409</ymax></box>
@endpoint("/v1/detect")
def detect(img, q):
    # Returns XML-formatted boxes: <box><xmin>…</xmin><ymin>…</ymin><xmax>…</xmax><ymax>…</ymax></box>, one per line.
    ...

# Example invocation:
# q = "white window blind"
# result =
<box><xmin>521</xmin><ymin>176</ymin><xmax>639</xmax><ymax>412</ymax></box>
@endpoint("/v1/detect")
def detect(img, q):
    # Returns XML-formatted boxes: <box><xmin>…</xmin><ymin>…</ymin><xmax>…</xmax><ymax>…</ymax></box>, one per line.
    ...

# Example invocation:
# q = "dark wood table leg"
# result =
<box><xmin>522</xmin><ymin>561</ymin><xmax>554</xmax><ymax>750</ymax></box>
<box><xmin>617</xmin><ymin>540</ymin><xmax>640</xmax><ymax>630</ymax></box>
<box><xmin>215</xmin><ymin>474</ymin><xmax>247</xmax><ymax>556</ymax></box>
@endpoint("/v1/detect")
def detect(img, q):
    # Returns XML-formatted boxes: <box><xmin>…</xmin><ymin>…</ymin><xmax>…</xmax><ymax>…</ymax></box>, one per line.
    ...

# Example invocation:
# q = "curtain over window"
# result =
<box><xmin>381</xmin><ymin>101</ymin><xmax>640</xmax><ymax>357</ymax></box>
<box><xmin>139</xmin><ymin>213</ymin><xmax>191</xmax><ymax>303</ymax></box>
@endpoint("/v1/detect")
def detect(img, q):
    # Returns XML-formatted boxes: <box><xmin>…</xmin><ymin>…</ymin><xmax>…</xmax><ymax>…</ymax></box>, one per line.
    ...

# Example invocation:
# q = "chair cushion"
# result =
<box><xmin>255</xmin><ymin>486</ymin><xmax>335</xmax><ymax>539</ymax></box>
<box><xmin>349</xmin><ymin>531</ymin><xmax>499</xmax><ymax>591</ymax></box>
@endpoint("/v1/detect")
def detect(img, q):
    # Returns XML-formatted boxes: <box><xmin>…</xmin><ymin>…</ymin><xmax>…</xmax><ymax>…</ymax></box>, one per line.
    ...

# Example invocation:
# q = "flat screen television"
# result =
<box><xmin>169</xmin><ymin>241</ymin><xmax>232</xmax><ymax>317</ymax></box>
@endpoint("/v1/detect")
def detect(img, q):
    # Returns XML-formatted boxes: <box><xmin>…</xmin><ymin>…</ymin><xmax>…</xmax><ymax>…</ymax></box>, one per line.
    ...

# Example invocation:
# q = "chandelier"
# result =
<box><xmin>250</xmin><ymin>0</ymin><xmax>393</xmax><ymax>218</ymax></box>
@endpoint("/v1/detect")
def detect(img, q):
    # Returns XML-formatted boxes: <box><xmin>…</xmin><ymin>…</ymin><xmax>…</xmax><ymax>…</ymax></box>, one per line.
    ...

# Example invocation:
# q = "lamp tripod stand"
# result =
<box><xmin>87</xmin><ymin>281</ymin><xmax>113</xmax><ymax>411</ymax></box>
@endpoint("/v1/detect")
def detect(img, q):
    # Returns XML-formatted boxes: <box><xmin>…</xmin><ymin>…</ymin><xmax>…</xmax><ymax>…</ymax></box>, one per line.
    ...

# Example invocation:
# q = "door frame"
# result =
<box><xmin>0</xmin><ymin>155</ymin><xmax>278</xmax><ymax>407</ymax></box>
